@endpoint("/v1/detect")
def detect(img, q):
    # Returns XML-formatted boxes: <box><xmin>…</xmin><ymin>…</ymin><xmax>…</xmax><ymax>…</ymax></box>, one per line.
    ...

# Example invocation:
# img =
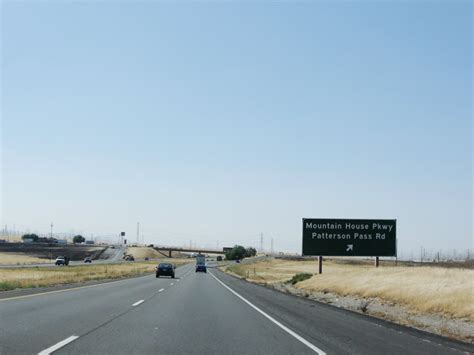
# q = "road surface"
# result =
<box><xmin>0</xmin><ymin>264</ymin><xmax>472</xmax><ymax>355</ymax></box>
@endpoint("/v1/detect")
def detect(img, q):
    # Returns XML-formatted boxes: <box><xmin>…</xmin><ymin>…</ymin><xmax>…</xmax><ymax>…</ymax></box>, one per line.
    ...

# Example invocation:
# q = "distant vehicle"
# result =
<box><xmin>196</xmin><ymin>264</ymin><xmax>207</xmax><ymax>272</ymax></box>
<box><xmin>55</xmin><ymin>256</ymin><xmax>68</xmax><ymax>266</ymax></box>
<box><xmin>156</xmin><ymin>263</ymin><xmax>175</xmax><ymax>278</ymax></box>
<box><xmin>84</xmin><ymin>257</ymin><xmax>92</xmax><ymax>263</ymax></box>
<box><xmin>195</xmin><ymin>253</ymin><xmax>207</xmax><ymax>273</ymax></box>
<box><xmin>124</xmin><ymin>255</ymin><xmax>135</xmax><ymax>261</ymax></box>
<box><xmin>236</xmin><ymin>259</ymin><xmax>241</xmax><ymax>263</ymax></box>
<box><xmin>216</xmin><ymin>256</ymin><xmax>222</xmax><ymax>261</ymax></box>
<box><xmin>110</xmin><ymin>246</ymin><xmax>116</xmax><ymax>249</ymax></box>
<box><xmin>144</xmin><ymin>257</ymin><xmax>149</xmax><ymax>261</ymax></box>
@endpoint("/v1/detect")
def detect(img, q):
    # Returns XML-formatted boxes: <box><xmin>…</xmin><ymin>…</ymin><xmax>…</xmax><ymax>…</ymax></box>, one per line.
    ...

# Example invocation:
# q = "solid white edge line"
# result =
<box><xmin>132</xmin><ymin>300</ymin><xmax>144</xmax><ymax>306</ymax></box>
<box><xmin>209</xmin><ymin>271</ymin><xmax>326</xmax><ymax>355</ymax></box>
<box><xmin>0</xmin><ymin>274</ymin><xmax>154</xmax><ymax>303</ymax></box>
<box><xmin>38</xmin><ymin>335</ymin><xmax>79</xmax><ymax>355</ymax></box>
<box><xmin>158</xmin><ymin>288</ymin><xmax>165</xmax><ymax>292</ymax></box>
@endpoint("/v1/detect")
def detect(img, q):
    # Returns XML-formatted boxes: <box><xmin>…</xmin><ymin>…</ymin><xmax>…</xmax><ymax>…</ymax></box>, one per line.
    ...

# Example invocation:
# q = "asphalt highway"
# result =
<box><xmin>0</xmin><ymin>264</ymin><xmax>472</xmax><ymax>355</ymax></box>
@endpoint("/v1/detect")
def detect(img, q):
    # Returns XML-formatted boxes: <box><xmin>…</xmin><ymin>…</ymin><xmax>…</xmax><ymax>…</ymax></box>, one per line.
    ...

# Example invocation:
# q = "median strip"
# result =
<box><xmin>132</xmin><ymin>300</ymin><xmax>144</xmax><ymax>307</ymax></box>
<box><xmin>209</xmin><ymin>271</ymin><xmax>326</xmax><ymax>355</ymax></box>
<box><xmin>38</xmin><ymin>335</ymin><xmax>79</xmax><ymax>355</ymax></box>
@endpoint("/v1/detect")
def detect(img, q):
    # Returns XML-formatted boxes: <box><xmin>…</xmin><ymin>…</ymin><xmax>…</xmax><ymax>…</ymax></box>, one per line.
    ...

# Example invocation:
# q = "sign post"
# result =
<box><xmin>303</xmin><ymin>218</ymin><xmax>396</xmax><ymax>270</ymax></box>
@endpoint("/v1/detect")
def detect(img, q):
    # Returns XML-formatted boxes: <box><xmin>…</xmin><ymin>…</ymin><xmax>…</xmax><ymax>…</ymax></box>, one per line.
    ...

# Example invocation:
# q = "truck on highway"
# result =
<box><xmin>55</xmin><ymin>256</ymin><xmax>70</xmax><ymax>266</ymax></box>
<box><xmin>195</xmin><ymin>253</ymin><xmax>207</xmax><ymax>273</ymax></box>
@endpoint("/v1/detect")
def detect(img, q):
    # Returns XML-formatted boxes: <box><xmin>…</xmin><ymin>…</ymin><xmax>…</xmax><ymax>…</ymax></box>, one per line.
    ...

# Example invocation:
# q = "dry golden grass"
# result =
<box><xmin>0</xmin><ymin>259</ymin><xmax>191</xmax><ymax>291</ymax></box>
<box><xmin>225</xmin><ymin>259</ymin><xmax>474</xmax><ymax>321</ymax></box>
<box><xmin>0</xmin><ymin>252</ymin><xmax>50</xmax><ymax>265</ymax></box>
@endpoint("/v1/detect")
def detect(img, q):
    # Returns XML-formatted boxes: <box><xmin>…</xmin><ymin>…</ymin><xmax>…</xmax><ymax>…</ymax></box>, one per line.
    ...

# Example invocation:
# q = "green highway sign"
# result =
<box><xmin>302</xmin><ymin>218</ymin><xmax>397</xmax><ymax>257</ymax></box>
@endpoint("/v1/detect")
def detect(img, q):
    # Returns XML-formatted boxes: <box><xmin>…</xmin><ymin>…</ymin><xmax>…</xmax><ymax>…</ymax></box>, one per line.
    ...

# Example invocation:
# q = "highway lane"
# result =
<box><xmin>0</xmin><ymin>265</ymin><xmax>472</xmax><ymax>355</ymax></box>
<box><xmin>0</xmin><ymin>264</ymin><xmax>194</xmax><ymax>354</ymax></box>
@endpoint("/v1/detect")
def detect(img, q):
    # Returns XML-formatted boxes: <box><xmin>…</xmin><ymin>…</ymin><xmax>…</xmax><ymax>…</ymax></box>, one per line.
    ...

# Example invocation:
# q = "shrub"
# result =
<box><xmin>21</xmin><ymin>234</ymin><xmax>39</xmax><ymax>242</ymax></box>
<box><xmin>73</xmin><ymin>235</ymin><xmax>85</xmax><ymax>244</ymax></box>
<box><xmin>287</xmin><ymin>273</ymin><xmax>313</xmax><ymax>285</ymax></box>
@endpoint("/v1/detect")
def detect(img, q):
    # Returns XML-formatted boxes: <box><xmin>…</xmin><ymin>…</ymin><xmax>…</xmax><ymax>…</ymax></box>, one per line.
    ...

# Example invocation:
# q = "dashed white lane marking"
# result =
<box><xmin>38</xmin><ymin>335</ymin><xmax>79</xmax><ymax>355</ymax></box>
<box><xmin>209</xmin><ymin>271</ymin><xmax>326</xmax><ymax>355</ymax></box>
<box><xmin>177</xmin><ymin>280</ymin><xmax>180</xmax><ymax>282</ymax></box>
<box><xmin>158</xmin><ymin>288</ymin><xmax>165</xmax><ymax>292</ymax></box>
<box><xmin>132</xmin><ymin>300</ymin><xmax>144</xmax><ymax>307</ymax></box>
<box><xmin>170</xmin><ymin>283</ymin><xmax>174</xmax><ymax>286</ymax></box>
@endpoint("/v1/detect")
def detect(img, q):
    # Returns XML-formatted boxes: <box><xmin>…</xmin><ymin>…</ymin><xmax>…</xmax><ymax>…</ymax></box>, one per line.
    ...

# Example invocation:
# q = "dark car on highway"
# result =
<box><xmin>156</xmin><ymin>263</ymin><xmax>175</xmax><ymax>278</ymax></box>
<box><xmin>195</xmin><ymin>265</ymin><xmax>207</xmax><ymax>273</ymax></box>
<box><xmin>84</xmin><ymin>257</ymin><xmax>92</xmax><ymax>263</ymax></box>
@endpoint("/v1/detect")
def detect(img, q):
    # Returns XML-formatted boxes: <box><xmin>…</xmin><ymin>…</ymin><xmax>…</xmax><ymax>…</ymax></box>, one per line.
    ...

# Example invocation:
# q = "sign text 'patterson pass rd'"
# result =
<box><xmin>302</xmin><ymin>218</ymin><xmax>397</xmax><ymax>257</ymax></box>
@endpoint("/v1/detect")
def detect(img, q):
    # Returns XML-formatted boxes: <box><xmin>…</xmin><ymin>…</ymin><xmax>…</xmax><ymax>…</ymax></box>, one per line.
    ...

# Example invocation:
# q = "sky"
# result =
<box><xmin>1</xmin><ymin>1</ymin><xmax>472</xmax><ymax>256</ymax></box>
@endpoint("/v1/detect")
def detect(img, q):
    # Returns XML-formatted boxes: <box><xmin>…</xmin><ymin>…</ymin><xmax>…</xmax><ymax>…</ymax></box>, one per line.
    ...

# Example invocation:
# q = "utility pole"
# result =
<box><xmin>136</xmin><ymin>222</ymin><xmax>140</xmax><ymax>245</ymax></box>
<box><xmin>260</xmin><ymin>233</ymin><xmax>264</xmax><ymax>254</ymax></box>
<box><xmin>50</xmin><ymin>223</ymin><xmax>54</xmax><ymax>239</ymax></box>
<box><xmin>271</xmin><ymin>238</ymin><xmax>274</xmax><ymax>255</ymax></box>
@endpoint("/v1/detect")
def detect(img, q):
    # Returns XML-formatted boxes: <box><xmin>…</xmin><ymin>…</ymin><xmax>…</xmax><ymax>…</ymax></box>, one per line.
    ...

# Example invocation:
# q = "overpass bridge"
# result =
<box><xmin>152</xmin><ymin>246</ymin><xmax>227</xmax><ymax>258</ymax></box>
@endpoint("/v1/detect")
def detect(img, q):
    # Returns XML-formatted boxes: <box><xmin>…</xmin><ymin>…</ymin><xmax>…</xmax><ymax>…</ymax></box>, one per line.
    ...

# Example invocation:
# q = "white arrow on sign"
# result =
<box><xmin>346</xmin><ymin>244</ymin><xmax>353</xmax><ymax>252</ymax></box>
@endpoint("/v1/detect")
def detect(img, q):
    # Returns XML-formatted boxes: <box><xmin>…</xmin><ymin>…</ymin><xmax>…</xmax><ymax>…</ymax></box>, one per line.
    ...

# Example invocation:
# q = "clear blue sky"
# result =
<box><xmin>1</xmin><ymin>1</ymin><xmax>472</xmax><ymax>255</ymax></box>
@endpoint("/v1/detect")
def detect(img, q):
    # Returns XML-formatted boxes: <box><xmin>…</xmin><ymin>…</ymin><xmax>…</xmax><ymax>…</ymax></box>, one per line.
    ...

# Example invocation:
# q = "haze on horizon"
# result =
<box><xmin>1</xmin><ymin>1</ymin><xmax>472</xmax><ymax>257</ymax></box>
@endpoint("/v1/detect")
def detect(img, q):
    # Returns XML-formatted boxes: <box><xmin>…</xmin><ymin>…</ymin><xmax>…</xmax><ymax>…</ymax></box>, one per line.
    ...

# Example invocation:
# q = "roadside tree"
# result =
<box><xmin>73</xmin><ymin>235</ymin><xmax>85</xmax><ymax>244</ymax></box>
<box><xmin>21</xmin><ymin>234</ymin><xmax>39</xmax><ymax>242</ymax></box>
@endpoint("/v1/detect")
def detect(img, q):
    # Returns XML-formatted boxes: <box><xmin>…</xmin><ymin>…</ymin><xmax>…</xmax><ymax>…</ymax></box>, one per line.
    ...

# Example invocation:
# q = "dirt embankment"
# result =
<box><xmin>0</xmin><ymin>243</ymin><xmax>108</xmax><ymax>262</ymax></box>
